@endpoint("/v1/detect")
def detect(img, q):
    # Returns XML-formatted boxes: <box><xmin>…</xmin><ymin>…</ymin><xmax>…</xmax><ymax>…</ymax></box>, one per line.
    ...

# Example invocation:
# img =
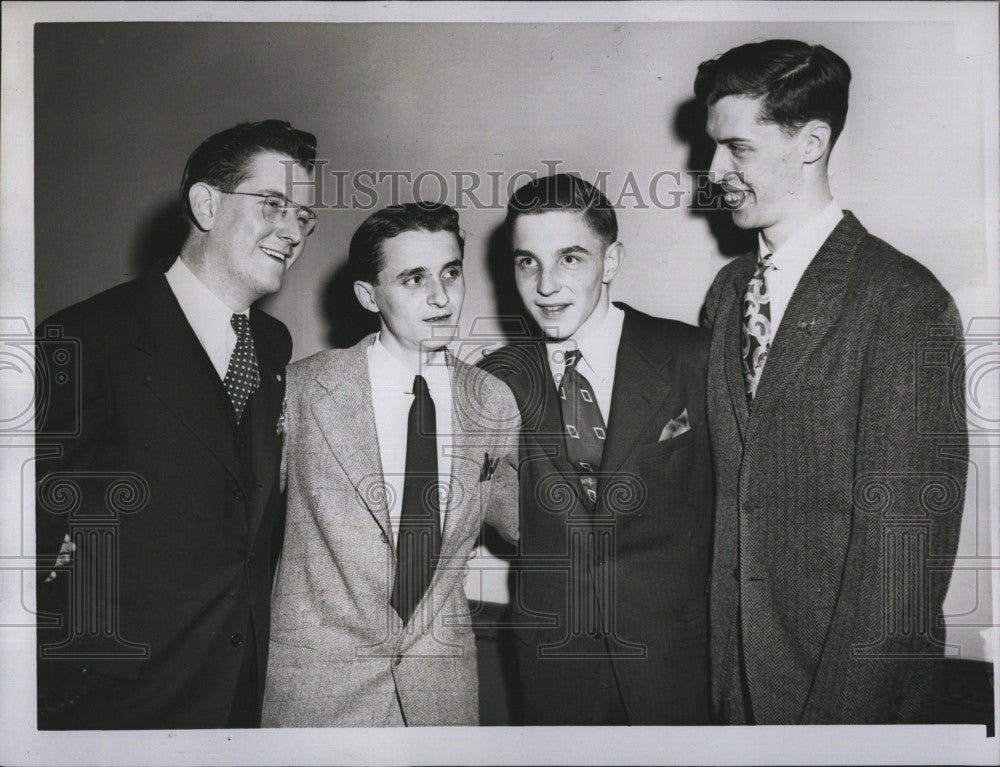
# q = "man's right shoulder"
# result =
<box><xmin>287</xmin><ymin>339</ymin><xmax>371</xmax><ymax>383</ymax></box>
<box><xmin>476</xmin><ymin>340</ymin><xmax>540</xmax><ymax>383</ymax></box>
<box><xmin>37</xmin><ymin>278</ymin><xmax>151</xmax><ymax>338</ymax></box>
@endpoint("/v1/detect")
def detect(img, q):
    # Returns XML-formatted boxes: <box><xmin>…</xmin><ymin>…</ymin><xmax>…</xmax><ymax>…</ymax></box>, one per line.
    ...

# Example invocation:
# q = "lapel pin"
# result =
<box><xmin>276</xmin><ymin>373</ymin><xmax>282</xmax><ymax>382</ymax></box>
<box><xmin>797</xmin><ymin>319</ymin><xmax>816</xmax><ymax>334</ymax></box>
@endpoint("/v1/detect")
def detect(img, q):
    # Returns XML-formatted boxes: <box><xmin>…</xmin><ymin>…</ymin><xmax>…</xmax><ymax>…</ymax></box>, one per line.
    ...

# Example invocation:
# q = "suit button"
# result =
<box><xmin>380</xmin><ymin>531</ymin><xmax>388</xmax><ymax>544</ymax></box>
<box><xmin>393</xmin><ymin>653</ymin><xmax>402</xmax><ymax>667</ymax></box>
<box><xmin>233</xmin><ymin>488</ymin><xmax>245</xmax><ymax>502</ymax></box>
<box><xmin>230</xmin><ymin>632</ymin><xmax>244</xmax><ymax>647</ymax></box>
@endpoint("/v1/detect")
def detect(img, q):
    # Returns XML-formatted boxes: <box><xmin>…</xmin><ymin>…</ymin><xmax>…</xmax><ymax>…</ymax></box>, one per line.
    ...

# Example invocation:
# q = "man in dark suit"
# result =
<box><xmin>696</xmin><ymin>40</ymin><xmax>968</xmax><ymax>724</ymax></box>
<box><xmin>480</xmin><ymin>173</ymin><xmax>714</xmax><ymax>725</ymax></box>
<box><xmin>35</xmin><ymin>120</ymin><xmax>317</xmax><ymax>729</ymax></box>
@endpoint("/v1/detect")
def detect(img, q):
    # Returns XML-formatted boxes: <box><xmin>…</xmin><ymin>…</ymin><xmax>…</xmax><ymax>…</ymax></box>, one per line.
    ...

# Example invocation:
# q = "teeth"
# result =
<box><xmin>261</xmin><ymin>247</ymin><xmax>286</xmax><ymax>260</ymax></box>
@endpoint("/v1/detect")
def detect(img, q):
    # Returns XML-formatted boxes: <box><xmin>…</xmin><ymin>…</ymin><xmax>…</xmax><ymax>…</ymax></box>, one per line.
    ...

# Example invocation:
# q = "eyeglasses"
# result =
<box><xmin>218</xmin><ymin>190</ymin><xmax>317</xmax><ymax>236</ymax></box>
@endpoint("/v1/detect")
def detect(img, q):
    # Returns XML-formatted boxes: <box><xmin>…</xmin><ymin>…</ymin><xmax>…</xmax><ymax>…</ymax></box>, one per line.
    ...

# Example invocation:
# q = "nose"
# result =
<box><xmin>537</xmin><ymin>266</ymin><xmax>560</xmax><ymax>297</ymax></box>
<box><xmin>275</xmin><ymin>210</ymin><xmax>303</xmax><ymax>246</ymax></box>
<box><xmin>708</xmin><ymin>146</ymin><xmax>727</xmax><ymax>183</ymax></box>
<box><xmin>427</xmin><ymin>278</ymin><xmax>449</xmax><ymax>308</ymax></box>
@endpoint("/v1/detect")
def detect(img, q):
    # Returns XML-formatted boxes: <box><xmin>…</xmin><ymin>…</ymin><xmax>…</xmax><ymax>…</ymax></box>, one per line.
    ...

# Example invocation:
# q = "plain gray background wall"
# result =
<box><xmin>33</xmin><ymin>22</ymin><xmax>996</xmax><ymax>660</ymax></box>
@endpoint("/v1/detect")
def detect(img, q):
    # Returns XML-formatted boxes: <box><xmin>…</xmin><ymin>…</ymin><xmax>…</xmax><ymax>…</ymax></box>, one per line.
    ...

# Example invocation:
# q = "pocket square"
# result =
<box><xmin>658</xmin><ymin>408</ymin><xmax>690</xmax><ymax>441</ymax></box>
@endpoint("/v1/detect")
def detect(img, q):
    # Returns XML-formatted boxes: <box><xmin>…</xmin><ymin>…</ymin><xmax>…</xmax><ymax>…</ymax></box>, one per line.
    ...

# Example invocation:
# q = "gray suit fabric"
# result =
<box><xmin>261</xmin><ymin>336</ymin><xmax>520</xmax><ymax>726</ymax></box>
<box><xmin>704</xmin><ymin>211</ymin><xmax>968</xmax><ymax>724</ymax></box>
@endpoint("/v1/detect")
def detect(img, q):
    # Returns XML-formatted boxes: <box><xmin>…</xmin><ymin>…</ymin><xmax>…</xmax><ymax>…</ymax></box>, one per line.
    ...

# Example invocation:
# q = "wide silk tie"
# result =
<box><xmin>391</xmin><ymin>374</ymin><xmax>442</xmax><ymax>625</ymax></box>
<box><xmin>223</xmin><ymin>313</ymin><xmax>260</xmax><ymax>423</ymax></box>
<box><xmin>742</xmin><ymin>252</ymin><xmax>774</xmax><ymax>403</ymax></box>
<box><xmin>558</xmin><ymin>349</ymin><xmax>607</xmax><ymax>509</ymax></box>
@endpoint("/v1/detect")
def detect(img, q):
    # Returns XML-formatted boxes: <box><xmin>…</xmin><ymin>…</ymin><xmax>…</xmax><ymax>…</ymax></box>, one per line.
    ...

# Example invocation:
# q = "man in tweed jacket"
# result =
<box><xmin>697</xmin><ymin>40</ymin><xmax>967</xmax><ymax>723</ymax></box>
<box><xmin>262</xmin><ymin>203</ymin><xmax>520</xmax><ymax>726</ymax></box>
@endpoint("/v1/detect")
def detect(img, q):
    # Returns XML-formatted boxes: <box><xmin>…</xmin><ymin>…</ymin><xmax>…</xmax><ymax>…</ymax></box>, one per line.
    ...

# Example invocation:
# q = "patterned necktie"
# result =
<box><xmin>391</xmin><ymin>374</ymin><xmax>442</xmax><ymax>625</ymax></box>
<box><xmin>742</xmin><ymin>252</ymin><xmax>775</xmax><ymax>402</ymax></box>
<box><xmin>558</xmin><ymin>349</ymin><xmax>607</xmax><ymax>508</ymax></box>
<box><xmin>223</xmin><ymin>313</ymin><xmax>260</xmax><ymax>423</ymax></box>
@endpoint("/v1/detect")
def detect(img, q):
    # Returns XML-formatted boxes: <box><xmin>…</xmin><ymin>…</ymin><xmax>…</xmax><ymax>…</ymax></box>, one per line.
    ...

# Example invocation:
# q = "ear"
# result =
<box><xmin>353</xmin><ymin>280</ymin><xmax>379</xmax><ymax>314</ymax></box>
<box><xmin>801</xmin><ymin>120</ymin><xmax>832</xmax><ymax>164</ymax></box>
<box><xmin>188</xmin><ymin>182</ymin><xmax>218</xmax><ymax>231</ymax></box>
<box><xmin>602</xmin><ymin>241</ymin><xmax>625</xmax><ymax>284</ymax></box>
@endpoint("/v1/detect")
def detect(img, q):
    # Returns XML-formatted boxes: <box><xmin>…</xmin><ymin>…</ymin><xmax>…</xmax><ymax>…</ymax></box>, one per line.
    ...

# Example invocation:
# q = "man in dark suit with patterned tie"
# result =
<box><xmin>480</xmin><ymin>173</ymin><xmax>714</xmax><ymax>725</ymax></box>
<box><xmin>696</xmin><ymin>40</ymin><xmax>968</xmax><ymax>723</ymax></box>
<box><xmin>35</xmin><ymin>120</ymin><xmax>317</xmax><ymax>728</ymax></box>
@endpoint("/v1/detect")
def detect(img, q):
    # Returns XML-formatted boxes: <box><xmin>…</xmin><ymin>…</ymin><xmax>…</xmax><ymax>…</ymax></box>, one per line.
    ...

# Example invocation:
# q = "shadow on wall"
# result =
<box><xmin>130</xmin><ymin>198</ymin><xmax>189</xmax><ymax>277</ymax></box>
<box><xmin>672</xmin><ymin>98</ymin><xmax>755</xmax><ymax>259</ymax></box>
<box><xmin>484</xmin><ymin>221</ymin><xmax>545</xmax><ymax>344</ymax></box>
<box><xmin>320</xmin><ymin>257</ymin><xmax>380</xmax><ymax>349</ymax></box>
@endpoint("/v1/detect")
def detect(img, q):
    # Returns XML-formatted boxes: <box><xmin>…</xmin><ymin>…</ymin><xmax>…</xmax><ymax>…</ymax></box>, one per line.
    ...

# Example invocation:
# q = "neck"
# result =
<box><xmin>760</xmin><ymin>178</ymin><xmax>832</xmax><ymax>253</ymax></box>
<box><xmin>179</xmin><ymin>239</ymin><xmax>251</xmax><ymax>313</ymax></box>
<box><xmin>378</xmin><ymin>329</ymin><xmax>444</xmax><ymax>372</ymax></box>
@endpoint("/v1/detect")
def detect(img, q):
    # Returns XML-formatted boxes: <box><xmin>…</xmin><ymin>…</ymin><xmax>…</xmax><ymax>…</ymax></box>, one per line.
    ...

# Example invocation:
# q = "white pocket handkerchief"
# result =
<box><xmin>658</xmin><ymin>408</ymin><xmax>690</xmax><ymax>441</ymax></box>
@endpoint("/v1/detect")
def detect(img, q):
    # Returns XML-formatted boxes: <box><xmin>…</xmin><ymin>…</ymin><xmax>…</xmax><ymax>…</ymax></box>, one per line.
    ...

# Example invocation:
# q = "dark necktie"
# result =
<box><xmin>742</xmin><ymin>252</ymin><xmax>774</xmax><ymax>402</ymax></box>
<box><xmin>391</xmin><ymin>374</ymin><xmax>443</xmax><ymax>625</ymax></box>
<box><xmin>558</xmin><ymin>349</ymin><xmax>607</xmax><ymax>508</ymax></box>
<box><xmin>223</xmin><ymin>313</ymin><xmax>260</xmax><ymax>423</ymax></box>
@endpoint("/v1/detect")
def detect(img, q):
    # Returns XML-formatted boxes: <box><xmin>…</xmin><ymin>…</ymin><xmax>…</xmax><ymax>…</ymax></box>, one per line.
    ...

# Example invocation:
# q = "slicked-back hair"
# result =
<box><xmin>349</xmin><ymin>202</ymin><xmax>465</xmax><ymax>284</ymax></box>
<box><xmin>694</xmin><ymin>39</ymin><xmax>852</xmax><ymax>147</ymax></box>
<box><xmin>180</xmin><ymin>120</ymin><xmax>317</xmax><ymax>223</ymax></box>
<box><xmin>506</xmin><ymin>173</ymin><xmax>618</xmax><ymax>248</ymax></box>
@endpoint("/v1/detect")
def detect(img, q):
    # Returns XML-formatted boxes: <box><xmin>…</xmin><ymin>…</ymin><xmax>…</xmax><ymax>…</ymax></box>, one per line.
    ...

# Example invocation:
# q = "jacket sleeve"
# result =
<box><xmin>802</xmin><ymin>273</ymin><xmax>968</xmax><ymax>723</ymax></box>
<box><xmin>483</xmin><ymin>383</ymin><xmax>521</xmax><ymax>544</ymax></box>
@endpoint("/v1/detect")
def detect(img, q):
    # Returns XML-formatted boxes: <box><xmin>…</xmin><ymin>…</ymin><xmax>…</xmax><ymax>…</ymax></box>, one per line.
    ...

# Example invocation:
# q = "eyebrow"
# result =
<box><xmin>511</xmin><ymin>245</ymin><xmax>592</xmax><ymax>259</ymax></box>
<box><xmin>393</xmin><ymin>259</ymin><xmax>464</xmax><ymax>281</ymax></box>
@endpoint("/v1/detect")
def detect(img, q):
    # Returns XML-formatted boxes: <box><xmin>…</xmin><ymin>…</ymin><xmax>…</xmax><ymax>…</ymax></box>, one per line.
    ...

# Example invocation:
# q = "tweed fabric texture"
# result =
<box><xmin>262</xmin><ymin>336</ymin><xmax>520</xmax><ymax>727</ymax></box>
<box><xmin>703</xmin><ymin>211</ymin><xmax>968</xmax><ymax>724</ymax></box>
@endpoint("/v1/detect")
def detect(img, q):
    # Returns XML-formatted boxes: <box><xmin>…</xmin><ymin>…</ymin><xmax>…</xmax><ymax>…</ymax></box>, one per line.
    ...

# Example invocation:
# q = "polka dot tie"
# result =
<box><xmin>223</xmin><ymin>313</ymin><xmax>260</xmax><ymax>424</ymax></box>
<box><xmin>742</xmin><ymin>252</ymin><xmax>774</xmax><ymax>404</ymax></box>
<box><xmin>558</xmin><ymin>349</ymin><xmax>607</xmax><ymax>510</ymax></box>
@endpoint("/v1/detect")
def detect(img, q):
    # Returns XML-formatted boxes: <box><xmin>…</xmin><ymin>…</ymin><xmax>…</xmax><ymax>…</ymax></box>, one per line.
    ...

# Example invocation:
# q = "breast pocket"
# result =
<box><xmin>638</xmin><ymin>428</ymin><xmax>695</xmax><ymax>461</ymax></box>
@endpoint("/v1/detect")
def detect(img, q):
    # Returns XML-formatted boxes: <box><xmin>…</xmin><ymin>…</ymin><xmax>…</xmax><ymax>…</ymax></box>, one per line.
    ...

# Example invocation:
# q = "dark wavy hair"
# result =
<box><xmin>694</xmin><ymin>40</ymin><xmax>852</xmax><ymax>147</ymax></box>
<box><xmin>349</xmin><ymin>202</ymin><xmax>465</xmax><ymax>284</ymax></box>
<box><xmin>505</xmin><ymin>173</ymin><xmax>617</xmax><ymax>248</ymax></box>
<box><xmin>180</xmin><ymin>120</ymin><xmax>317</xmax><ymax>223</ymax></box>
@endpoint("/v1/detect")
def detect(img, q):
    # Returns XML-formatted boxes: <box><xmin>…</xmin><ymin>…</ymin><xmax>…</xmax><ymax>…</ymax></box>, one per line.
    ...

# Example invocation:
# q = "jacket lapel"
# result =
<box><xmin>600</xmin><ymin>308</ymin><xmax>674</xmax><ymax>475</ymax></box>
<box><xmin>513</xmin><ymin>341</ymin><xmax>593</xmax><ymax>509</ymax></box>
<box><xmin>440</xmin><ymin>355</ymin><xmax>491</xmax><ymax>554</ymax></box>
<box><xmin>749</xmin><ymin>212</ymin><xmax>863</xmax><ymax>424</ymax></box>
<box><xmin>129</xmin><ymin>275</ymin><xmax>243</xmax><ymax>486</ymax></box>
<box><xmin>309</xmin><ymin>337</ymin><xmax>391</xmax><ymax>539</ymax></box>
<box><xmin>245</xmin><ymin>309</ymin><xmax>284</xmax><ymax>544</ymax></box>
<box><xmin>722</xmin><ymin>257</ymin><xmax>756</xmax><ymax>443</ymax></box>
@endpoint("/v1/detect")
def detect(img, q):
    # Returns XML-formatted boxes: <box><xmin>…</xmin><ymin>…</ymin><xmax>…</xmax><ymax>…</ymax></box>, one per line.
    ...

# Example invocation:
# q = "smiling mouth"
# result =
<box><xmin>720</xmin><ymin>187</ymin><xmax>748</xmax><ymax>209</ymax></box>
<box><xmin>261</xmin><ymin>246</ymin><xmax>291</xmax><ymax>263</ymax></box>
<box><xmin>424</xmin><ymin>313</ymin><xmax>453</xmax><ymax>323</ymax></box>
<box><xmin>536</xmin><ymin>303</ymin><xmax>570</xmax><ymax>317</ymax></box>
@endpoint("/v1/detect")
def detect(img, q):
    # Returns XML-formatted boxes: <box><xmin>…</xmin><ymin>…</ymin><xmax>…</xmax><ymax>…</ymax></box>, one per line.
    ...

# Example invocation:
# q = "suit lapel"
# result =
<box><xmin>601</xmin><ymin>309</ymin><xmax>674</xmax><ymax>475</ymax></box>
<box><xmin>129</xmin><ymin>275</ymin><xmax>243</xmax><ymax>486</ymax></box>
<box><xmin>440</xmin><ymin>356</ymin><xmax>490</xmax><ymax>554</ymax></box>
<box><xmin>722</xmin><ymin>257</ymin><xmax>756</xmax><ymax>443</ymax></box>
<box><xmin>309</xmin><ymin>338</ymin><xmax>391</xmax><ymax>538</ymax></box>
<box><xmin>513</xmin><ymin>341</ymin><xmax>593</xmax><ymax>509</ymax></box>
<box><xmin>749</xmin><ymin>212</ymin><xmax>863</xmax><ymax>422</ymax></box>
<box><xmin>245</xmin><ymin>310</ymin><xmax>284</xmax><ymax>544</ymax></box>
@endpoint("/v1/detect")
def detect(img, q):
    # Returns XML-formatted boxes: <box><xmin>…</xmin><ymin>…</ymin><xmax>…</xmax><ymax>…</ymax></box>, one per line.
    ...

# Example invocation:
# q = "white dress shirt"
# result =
<box><xmin>165</xmin><ymin>257</ymin><xmax>244</xmax><ymax>380</ymax></box>
<box><xmin>544</xmin><ymin>302</ymin><xmax>625</xmax><ymax>424</ymax></box>
<box><xmin>758</xmin><ymin>200</ymin><xmax>843</xmax><ymax>336</ymax></box>
<box><xmin>367</xmin><ymin>334</ymin><xmax>454</xmax><ymax>544</ymax></box>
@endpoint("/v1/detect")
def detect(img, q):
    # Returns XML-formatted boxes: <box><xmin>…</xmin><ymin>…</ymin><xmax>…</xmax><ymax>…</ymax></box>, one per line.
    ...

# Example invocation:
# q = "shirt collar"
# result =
<box><xmin>758</xmin><ymin>199</ymin><xmax>843</xmax><ymax>268</ymax></box>
<box><xmin>546</xmin><ymin>302</ymin><xmax>625</xmax><ymax>383</ymax></box>
<box><xmin>165</xmin><ymin>256</ymin><xmax>245</xmax><ymax>332</ymax></box>
<box><xmin>368</xmin><ymin>332</ymin><xmax>451</xmax><ymax>398</ymax></box>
